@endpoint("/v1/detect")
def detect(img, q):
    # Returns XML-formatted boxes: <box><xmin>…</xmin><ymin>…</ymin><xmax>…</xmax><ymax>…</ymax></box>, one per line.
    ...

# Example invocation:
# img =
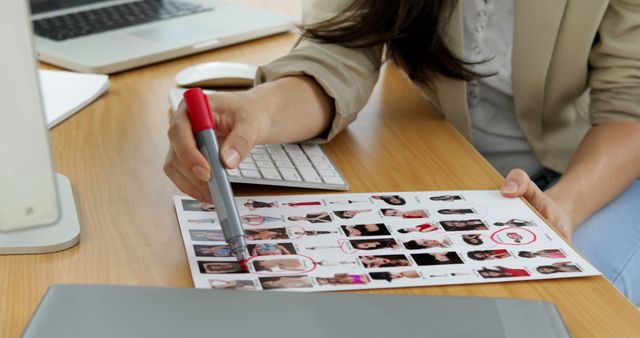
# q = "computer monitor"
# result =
<box><xmin>0</xmin><ymin>0</ymin><xmax>80</xmax><ymax>254</ymax></box>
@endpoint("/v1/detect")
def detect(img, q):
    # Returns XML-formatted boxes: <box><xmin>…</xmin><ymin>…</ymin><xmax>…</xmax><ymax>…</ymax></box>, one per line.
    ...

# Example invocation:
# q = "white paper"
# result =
<box><xmin>39</xmin><ymin>69</ymin><xmax>109</xmax><ymax>128</ymax></box>
<box><xmin>174</xmin><ymin>191</ymin><xmax>600</xmax><ymax>292</ymax></box>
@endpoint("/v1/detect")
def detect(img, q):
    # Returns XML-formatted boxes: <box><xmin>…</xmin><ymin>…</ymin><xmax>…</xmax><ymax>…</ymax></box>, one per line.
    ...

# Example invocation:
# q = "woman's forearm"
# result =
<box><xmin>249</xmin><ymin>75</ymin><xmax>334</xmax><ymax>144</ymax></box>
<box><xmin>545</xmin><ymin>121</ymin><xmax>640</xmax><ymax>230</ymax></box>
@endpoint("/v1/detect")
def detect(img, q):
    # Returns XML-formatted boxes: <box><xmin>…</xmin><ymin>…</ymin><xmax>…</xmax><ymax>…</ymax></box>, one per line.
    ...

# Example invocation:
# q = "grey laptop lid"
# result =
<box><xmin>31</xmin><ymin>0</ymin><xmax>291</xmax><ymax>74</ymax></box>
<box><xmin>23</xmin><ymin>285</ymin><xmax>571</xmax><ymax>338</ymax></box>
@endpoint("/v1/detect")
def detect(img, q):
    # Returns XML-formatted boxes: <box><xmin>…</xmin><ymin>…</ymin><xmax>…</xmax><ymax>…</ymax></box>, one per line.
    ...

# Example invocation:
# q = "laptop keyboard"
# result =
<box><xmin>226</xmin><ymin>144</ymin><xmax>349</xmax><ymax>191</ymax></box>
<box><xmin>33</xmin><ymin>0</ymin><xmax>213</xmax><ymax>41</ymax></box>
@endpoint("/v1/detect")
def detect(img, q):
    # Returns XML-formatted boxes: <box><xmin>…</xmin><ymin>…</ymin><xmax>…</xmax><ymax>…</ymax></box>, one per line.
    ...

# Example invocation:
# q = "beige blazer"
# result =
<box><xmin>257</xmin><ymin>0</ymin><xmax>640</xmax><ymax>173</ymax></box>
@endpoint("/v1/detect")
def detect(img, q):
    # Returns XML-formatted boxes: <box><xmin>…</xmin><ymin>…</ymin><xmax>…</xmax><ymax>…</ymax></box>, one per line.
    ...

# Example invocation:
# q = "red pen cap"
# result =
<box><xmin>183</xmin><ymin>88</ymin><xmax>215</xmax><ymax>133</ymax></box>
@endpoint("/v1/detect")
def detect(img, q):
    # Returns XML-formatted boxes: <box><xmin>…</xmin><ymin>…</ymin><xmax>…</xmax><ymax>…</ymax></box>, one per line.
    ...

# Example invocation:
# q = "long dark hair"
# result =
<box><xmin>301</xmin><ymin>0</ymin><xmax>483</xmax><ymax>85</ymax></box>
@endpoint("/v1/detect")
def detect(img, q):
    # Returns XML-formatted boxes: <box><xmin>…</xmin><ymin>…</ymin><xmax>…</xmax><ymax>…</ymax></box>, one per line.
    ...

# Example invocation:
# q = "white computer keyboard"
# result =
<box><xmin>226</xmin><ymin>144</ymin><xmax>349</xmax><ymax>190</ymax></box>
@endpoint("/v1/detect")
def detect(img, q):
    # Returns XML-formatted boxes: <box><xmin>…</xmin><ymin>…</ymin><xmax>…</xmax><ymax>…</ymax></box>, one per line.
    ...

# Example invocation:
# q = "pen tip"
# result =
<box><xmin>240</xmin><ymin>260</ymin><xmax>249</xmax><ymax>272</ymax></box>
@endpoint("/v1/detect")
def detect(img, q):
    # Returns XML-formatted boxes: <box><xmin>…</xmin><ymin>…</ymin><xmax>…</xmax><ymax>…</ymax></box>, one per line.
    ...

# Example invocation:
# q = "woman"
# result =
<box><xmin>210</xmin><ymin>279</ymin><xmax>256</xmax><ymax>290</ymax></box>
<box><xmin>194</xmin><ymin>245</ymin><xmax>231</xmax><ymax>257</ymax></box>
<box><xmin>250</xmin><ymin>243</ymin><xmax>292</xmax><ymax>256</ymax></box>
<box><xmin>260</xmin><ymin>276</ymin><xmax>313</xmax><ymax>290</ymax></box>
<box><xmin>316</xmin><ymin>273</ymin><xmax>371</xmax><ymax>285</ymax></box>
<box><xmin>438</xmin><ymin>208</ymin><xmax>475</xmax><ymax>215</ymax></box>
<box><xmin>359</xmin><ymin>255</ymin><xmax>411</xmax><ymax>268</ymax></box>
<box><xmin>381</xmin><ymin>209</ymin><xmax>429</xmax><ymax>218</ymax></box>
<box><xmin>342</xmin><ymin>223</ymin><xmax>390</xmax><ymax>237</ymax></box>
<box><xmin>461</xmin><ymin>234</ymin><xmax>484</xmax><ymax>246</ymax></box>
<box><xmin>166</xmin><ymin>0</ymin><xmax>640</xmax><ymax>305</ymax></box>
<box><xmin>518</xmin><ymin>249</ymin><xmax>566</xmax><ymax>259</ymax></box>
<box><xmin>287</xmin><ymin>212</ymin><xmax>332</xmax><ymax>223</ymax></box>
<box><xmin>440</xmin><ymin>220</ymin><xmax>488</xmax><ymax>231</ymax></box>
<box><xmin>243</xmin><ymin>199</ymin><xmax>277</xmax><ymax>210</ymax></box>
<box><xmin>253</xmin><ymin>258</ymin><xmax>306</xmax><ymax>272</ymax></box>
<box><xmin>467</xmin><ymin>249</ymin><xmax>511</xmax><ymax>261</ymax></box>
<box><xmin>350</xmin><ymin>238</ymin><xmax>400</xmax><ymax>250</ymax></box>
<box><xmin>245</xmin><ymin>228</ymin><xmax>289</xmax><ymax>241</ymax></box>
<box><xmin>412</xmin><ymin>252</ymin><xmax>463</xmax><ymax>266</ymax></box>
<box><xmin>478</xmin><ymin>266</ymin><xmax>530</xmax><ymax>278</ymax></box>
<box><xmin>371</xmin><ymin>195</ymin><xmax>406</xmax><ymax>205</ymax></box>
<box><xmin>537</xmin><ymin>262</ymin><xmax>582</xmax><ymax>274</ymax></box>
<box><xmin>493</xmin><ymin>219</ymin><xmax>536</xmax><ymax>227</ymax></box>
<box><xmin>430</xmin><ymin>195</ymin><xmax>463</xmax><ymax>202</ymax></box>
<box><xmin>241</xmin><ymin>214</ymin><xmax>282</xmax><ymax>225</ymax></box>
<box><xmin>369</xmin><ymin>270</ymin><xmax>421</xmax><ymax>282</ymax></box>
<box><xmin>403</xmin><ymin>239</ymin><xmax>450</xmax><ymax>250</ymax></box>
<box><xmin>333</xmin><ymin>209</ymin><xmax>371</xmax><ymax>219</ymax></box>
<box><xmin>397</xmin><ymin>223</ymin><xmax>438</xmax><ymax>234</ymax></box>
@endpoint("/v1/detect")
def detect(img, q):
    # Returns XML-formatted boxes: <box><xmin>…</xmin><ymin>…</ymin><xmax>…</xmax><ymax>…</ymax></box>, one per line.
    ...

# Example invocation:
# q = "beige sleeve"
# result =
<box><xmin>255</xmin><ymin>0</ymin><xmax>383</xmax><ymax>143</ymax></box>
<box><xmin>588</xmin><ymin>0</ymin><xmax>640</xmax><ymax>124</ymax></box>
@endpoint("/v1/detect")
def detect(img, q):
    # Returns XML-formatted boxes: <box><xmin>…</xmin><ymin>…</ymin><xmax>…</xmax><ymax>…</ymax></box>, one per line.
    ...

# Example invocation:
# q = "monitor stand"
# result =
<box><xmin>0</xmin><ymin>174</ymin><xmax>80</xmax><ymax>254</ymax></box>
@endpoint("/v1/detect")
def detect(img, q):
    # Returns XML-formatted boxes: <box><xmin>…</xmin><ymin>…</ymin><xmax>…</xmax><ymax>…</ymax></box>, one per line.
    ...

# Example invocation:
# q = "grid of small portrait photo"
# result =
<box><xmin>174</xmin><ymin>190</ymin><xmax>600</xmax><ymax>292</ymax></box>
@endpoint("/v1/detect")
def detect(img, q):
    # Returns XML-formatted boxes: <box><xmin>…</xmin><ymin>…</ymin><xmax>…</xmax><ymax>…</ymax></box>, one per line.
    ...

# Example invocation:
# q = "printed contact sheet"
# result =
<box><xmin>174</xmin><ymin>191</ymin><xmax>600</xmax><ymax>292</ymax></box>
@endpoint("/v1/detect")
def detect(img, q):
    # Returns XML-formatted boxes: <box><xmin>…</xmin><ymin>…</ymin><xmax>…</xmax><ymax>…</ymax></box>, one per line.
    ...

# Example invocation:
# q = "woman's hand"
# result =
<box><xmin>164</xmin><ymin>91</ymin><xmax>272</xmax><ymax>202</ymax></box>
<box><xmin>163</xmin><ymin>75</ymin><xmax>334</xmax><ymax>202</ymax></box>
<box><xmin>500</xmin><ymin>169</ymin><xmax>573</xmax><ymax>241</ymax></box>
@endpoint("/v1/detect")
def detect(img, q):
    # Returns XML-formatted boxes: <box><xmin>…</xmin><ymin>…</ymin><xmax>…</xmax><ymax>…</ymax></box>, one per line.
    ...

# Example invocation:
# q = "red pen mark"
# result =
<box><xmin>337</xmin><ymin>239</ymin><xmax>356</xmax><ymax>254</ymax></box>
<box><xmin>490</xmin><ymin>227</ymin><xmax>537</xmax><ymax>245</ymax></box>
<box><xmin>240</xmin><ymin>260</ymin><xmax>249</xmax><ymax>272</ymax></box>
<box><xmin>285</xmin><ymin>225</ymin><xmax>306</xmax><ymax>240</ymax></box>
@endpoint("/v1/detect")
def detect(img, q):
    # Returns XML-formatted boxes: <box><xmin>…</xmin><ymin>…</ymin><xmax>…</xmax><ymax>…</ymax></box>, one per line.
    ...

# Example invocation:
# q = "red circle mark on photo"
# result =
<box><xmin>337</xmin><ymin>239</ymin><xmax>356</xmax><ymax>254</ymax></box>
<box><xmin>490</xmin><ymin>227</ymin><xmax>537</xmax><ymax>246</ymax></box>
<box><xmin>246</xmin><ymin>254</ymin><xmax>318</xmax><ymax>276</ymax></box>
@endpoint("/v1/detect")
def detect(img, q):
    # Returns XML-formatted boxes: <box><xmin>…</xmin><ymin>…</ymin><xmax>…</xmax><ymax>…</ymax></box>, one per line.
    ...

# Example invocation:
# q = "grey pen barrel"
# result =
<box><xmin>195</xmin><ymin>129</ymin><xmax>249</xmax><ymax>262</ymax></box>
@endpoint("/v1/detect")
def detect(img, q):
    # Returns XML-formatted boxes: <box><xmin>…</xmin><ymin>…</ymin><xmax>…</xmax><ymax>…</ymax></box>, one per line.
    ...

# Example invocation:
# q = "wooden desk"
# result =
<box><xmin>2</xmin><ymin>1</ymin><xmax>639</xmax><ymax>337</ymax></box>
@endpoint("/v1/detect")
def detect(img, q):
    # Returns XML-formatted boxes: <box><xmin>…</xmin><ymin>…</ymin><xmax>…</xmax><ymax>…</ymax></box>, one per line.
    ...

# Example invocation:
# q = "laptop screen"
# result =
<box><xmin>30</xmin><ymin>0</ymin><xmax>111</xmax><ymax>14</ymax></box>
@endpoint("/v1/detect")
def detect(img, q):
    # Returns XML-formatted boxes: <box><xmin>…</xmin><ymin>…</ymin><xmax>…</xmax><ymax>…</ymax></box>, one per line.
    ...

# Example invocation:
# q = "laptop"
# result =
<box><xmin>29</xmin><ymin>0</ymin><xmax>292</xmax><ymax>74</ymax></box>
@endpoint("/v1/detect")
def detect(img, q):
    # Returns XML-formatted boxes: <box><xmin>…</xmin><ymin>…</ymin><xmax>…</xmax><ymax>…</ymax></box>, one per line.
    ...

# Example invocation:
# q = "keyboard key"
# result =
<box><xmin>308</xmin><ymin>154</ymin><xmax>329</xmax><ymax>164</ymax></box>
<box><xmin>301</xmin><ymin>144</ymin><xmax>322</xmax><ymax>154</ymax></box>
<box><xmin>251</xmin><ymin>149</ymin><xmax>268</xmax><ymax>156</ymax></box>
<box><xmin>267</xmin><ymin>146</ymin><xmax>285</xmax><ymax>152</ymax></box>
<box><xmin>274</xmin><ymin>160</ymin><xmax>294</xmax><ymax>169</ymax></box>
<box><xmin>259</xmin><ymin>168</ymin><xmax>282</xmax><ymax>180</ymax></box>
<box><xmin>240</xmin><ymin>169</ymin><xmax>261</xmax><ymax>178</ymax></box>
<box><xmin>251</xmin><ymin>154</ymin><xmax>271</xmax><ymax>161</ymax></box>
<box><xmin>292</xmin><ymin>158</ymin><xmax>312</xmax><ymax>167</ymax></box>
<box><xmin>270</xmin><ymin>154</ymin><xmax>289</xmax><ymax>162</ymax></box>
<box><xmin>283</xmin><ymin>144</ymin><xmax>301</xmax><ymax>152</ymax></box>
<box><xmin>279</xmin><ymin>168</ymin><xmax>302</xmax><ymax>182</ymax></box>
<box><xmin>255</xmin><ymin>161</ymin><xmax>275</xmax><ymax>169</ymax></box>
<box><xmin>239</xmin><ymin>162</ymin><xmax>257</xmax><ymax>171</ymax></box>
<box><xmin>318</xmin><ymin>169</ymin><xmax>338</xmax><ymax>177</ymax></box>
<box><xmin>322</xmin><ymin>176</ymin><xmax>345</xmax><ymax>185</ymax></box>
<box><xmin>314</xmin><ymin>163</ymin><xmax>335</xmax><ymax>170</ymax></box>
<box><xmin>298</xmin><ymin>167</ymin><xmax>322</xmax><ymax>183</ymax></box>
<box><xmin>227</xmin><ymin>169</ymin><xmax>242</xmax><ymax>177</ymax></box>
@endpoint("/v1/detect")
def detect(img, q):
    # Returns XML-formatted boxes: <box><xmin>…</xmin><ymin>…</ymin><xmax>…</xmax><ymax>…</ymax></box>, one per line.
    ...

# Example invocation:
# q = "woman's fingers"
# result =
<box><xmin>168</xmin><ymin>105</ymin><xmax>211</xmax><ymax>182</ymax></box>
<box><xmin>169</xmin><ymin>152</ymin><xmax>212</xmax><ymax>201</ymax></box>
<box><xmin>164</xmin><ymin>151</ymin><xmax>212</xmax><ymax>202</ymax></box>
<box><xmin>501</xmin><ymin>169</ymin><xmax>541</xmax><ymax>199</ymax></box>
<box><xmin>219</xmin><ymin>123</ymin><xmax>257</xmax><ymax>169</ymax></box>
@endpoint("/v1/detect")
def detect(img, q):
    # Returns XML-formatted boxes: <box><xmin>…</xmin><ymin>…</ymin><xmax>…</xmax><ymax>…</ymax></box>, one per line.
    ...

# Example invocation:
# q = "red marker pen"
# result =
<box><xmin>183</xmin><ymin>88</ymin><xmax>249</xmax><ymax>270</ymax></box>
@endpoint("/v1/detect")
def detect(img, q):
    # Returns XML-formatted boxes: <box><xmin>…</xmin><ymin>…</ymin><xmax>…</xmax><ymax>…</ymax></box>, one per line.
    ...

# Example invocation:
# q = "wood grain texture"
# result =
<box><xmin>1</xmin><ymin>1</ymin><xmax>638</xmax><ymax>337</ymax></box>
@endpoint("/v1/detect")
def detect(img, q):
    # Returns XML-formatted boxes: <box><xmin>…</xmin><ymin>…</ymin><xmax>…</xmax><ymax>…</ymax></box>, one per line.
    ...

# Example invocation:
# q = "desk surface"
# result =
<box><xmin>2</xmin><ymin>1</ymin><xmax>639</xmax><ymax>337</ymax></box>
